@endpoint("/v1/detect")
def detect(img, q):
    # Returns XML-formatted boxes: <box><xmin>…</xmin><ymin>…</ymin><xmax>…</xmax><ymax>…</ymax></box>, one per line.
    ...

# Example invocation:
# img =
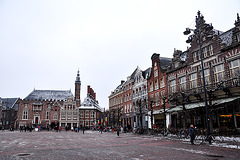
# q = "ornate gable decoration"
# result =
<box><xmin>220</xmin><ymin>30</ymin><xmax>233</xmax><ymax>46</ymax></box>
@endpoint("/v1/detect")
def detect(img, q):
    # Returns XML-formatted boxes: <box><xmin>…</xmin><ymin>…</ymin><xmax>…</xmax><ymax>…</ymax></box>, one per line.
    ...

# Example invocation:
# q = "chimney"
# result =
<box><xmin>87</xmin><ymin>85</ymin><xmax>91</xmax><ymax>94</ymax></box>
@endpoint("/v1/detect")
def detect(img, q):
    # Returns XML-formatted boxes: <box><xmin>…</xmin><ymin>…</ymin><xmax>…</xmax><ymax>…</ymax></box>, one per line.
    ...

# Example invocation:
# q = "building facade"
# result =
<box><xmin>108</xmin><ymin>81</ymin><xmax>124</xmax><ymax>127</ymax></box>
<box><xmin>167</xmin><ymin>12</ymin><xmax>240</xmax><ymax>133</ymax></box>
<box><xmin>147</xmin><ymin>54</ymin><xmax>172</xmax><ymax>129</ymax></box>
<box><xmin>79</xmin><ymin>86</ymin><xmax>102</xmax><ymax>129</ymax></box>
<box><xmin>122</xmin><ymin>72</ymin><xmax>134</xmax><ymax>129</ymax></box>
<box><xmin>132</xmin><ymin>66</ymin><xmax>150</xmax><ymax>129</ymax></box>
<box><xmin>17</xmin><ymin>90</ymin><xmax>73</xmax><ymax>129</ymax></box>
<box><xmin>60</xmin><ymin>97</ymin><xmax>79</xmax><ymax>130</ymax></box>
<box><xmin>1</xmin><ymin>98</ymin><xmax>19</xmax><ymax>129</ymax></box>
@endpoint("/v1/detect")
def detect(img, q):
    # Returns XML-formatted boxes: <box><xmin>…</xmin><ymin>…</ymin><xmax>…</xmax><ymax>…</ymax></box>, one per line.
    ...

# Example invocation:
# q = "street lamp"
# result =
<box><xmin>162</xmin><ymin>97</ymin><xmax>168</xmax><ymax>136</ymax></box>
<box><xmin>183</xmin><ymin>11</ymin><xmax>212</xmax><ymax>144</ymax></box>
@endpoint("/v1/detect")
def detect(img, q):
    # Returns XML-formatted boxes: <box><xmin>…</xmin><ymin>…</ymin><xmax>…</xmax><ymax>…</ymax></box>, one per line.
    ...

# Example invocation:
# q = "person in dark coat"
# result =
<box><xmin>189</xmin><ymin>124</ymin><xmax>195</xmax><ymax>144</ymax></box>
<box><xmin>82</xmin><ymin>126</ymin><xmax>85</xmax><ymax>134</ymax></box>
<box><xmin>117</xmin><ymin>126</ymin><xmax>120</xmax><ymax>136</ymax></box>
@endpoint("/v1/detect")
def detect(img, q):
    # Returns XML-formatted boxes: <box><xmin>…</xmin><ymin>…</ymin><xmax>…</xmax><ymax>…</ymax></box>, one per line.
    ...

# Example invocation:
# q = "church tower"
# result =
<box><xmin>75</xmin><ymin>70</ymin><xmax>81</xmax><ymax>107</ymax></box>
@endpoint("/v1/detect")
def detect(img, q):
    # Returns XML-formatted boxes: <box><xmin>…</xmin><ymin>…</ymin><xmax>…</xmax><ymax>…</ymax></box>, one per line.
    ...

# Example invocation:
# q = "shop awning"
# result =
<box><xmin>167</xmin><ymin>96</ymin><xmax>240</xmax><ymax>113</ymax></box>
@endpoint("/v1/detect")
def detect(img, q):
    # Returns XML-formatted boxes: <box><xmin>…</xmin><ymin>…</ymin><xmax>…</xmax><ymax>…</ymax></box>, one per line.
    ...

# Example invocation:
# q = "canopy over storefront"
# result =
<box><xmin>167</xmin><ymin>96</ymin><xmax>240</xmax><ymax>113</ymax></box>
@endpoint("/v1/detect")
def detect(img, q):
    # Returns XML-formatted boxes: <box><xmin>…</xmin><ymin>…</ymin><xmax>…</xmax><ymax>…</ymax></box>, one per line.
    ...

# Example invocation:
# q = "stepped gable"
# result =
<box><xmin>24</xmin><ymin>89</ymin><xmax>73</xmax><ymax>101</ymax></box>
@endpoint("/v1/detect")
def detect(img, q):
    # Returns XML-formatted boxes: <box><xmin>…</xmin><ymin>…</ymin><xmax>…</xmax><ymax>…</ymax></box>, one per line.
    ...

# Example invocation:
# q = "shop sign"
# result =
<box><xmin>220</xmin><ymin>114</ymin><xmax>232</xmax><ymax>118</ymax></box>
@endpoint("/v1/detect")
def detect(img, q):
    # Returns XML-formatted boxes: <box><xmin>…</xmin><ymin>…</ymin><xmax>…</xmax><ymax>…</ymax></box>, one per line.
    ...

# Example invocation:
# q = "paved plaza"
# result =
<box><xmin>0</xmin><ymin>130</ymin><xmax>240</xmax><ymax>160</ymax></box>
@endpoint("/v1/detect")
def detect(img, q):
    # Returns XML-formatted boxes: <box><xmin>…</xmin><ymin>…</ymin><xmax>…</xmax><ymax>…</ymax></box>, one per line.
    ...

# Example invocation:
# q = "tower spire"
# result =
<box><xmin>75</xmin><ymin>70</ymin><xmax>81</xmax><ymax>107</ymax></box>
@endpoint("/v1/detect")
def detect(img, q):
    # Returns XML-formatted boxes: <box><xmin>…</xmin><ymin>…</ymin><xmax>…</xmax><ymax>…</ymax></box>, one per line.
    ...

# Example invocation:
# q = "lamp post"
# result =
<box><xmin>162</xmin><ymin>97</ymin><xmax>168</xmax><ymax>136</ymax></box>
<box><xmin>150</xmin><ymin>99</ymin><xmax>154</xmax><ymax>135</ymax></box>
<box><xmin>183</xmin><ymin>11</ymin><xmax>212</xmax><ymax>144</ymax></box>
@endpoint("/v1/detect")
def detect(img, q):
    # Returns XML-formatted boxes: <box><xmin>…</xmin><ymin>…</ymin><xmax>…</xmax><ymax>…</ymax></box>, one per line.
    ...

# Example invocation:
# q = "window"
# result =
<box><xmin>61</xmin><ymin>112</ymin><xmax>65</xmax><ymax>119</ymax></box>
<box><xmin>46</xmin><ymin>111</ymin><xmax>49</xmax><ymax>120</ymax></box>
<box><xmin>155</xmin><ymin>92</ymin><xmax>160</xmax><ymax>106</ymax></box>
<box><xmin>33</xmin><ymin>105</ymin><xmax>42</xmax><ymax>111</ymax></box>
<box><xmin>160</xmin><ymin>78</ymin><xmax>165</xmax><ymax>88</ymax></box>
<box><xmin>150</xmin><ymin>82</ymin><xmax>153</xmax><ymax>92</ymax></box>
<box><xmin>127</xmin><ymin>104</ymin><xmax>129</xmax><ymax>113</ymax></box>
<box><xmin>154</xmin><ymin>70</ymin><xmax>158</xmax><ymax>77</ymax></box>
<box><xmin>80</xmin><ymin>121</ymin><xmax>83</xmax><ymax>125</ymax></box>
<box><xmin>169</xmin><ymin>80</ymin><xmax>176</xmax><ymax>93</ymax></box>
<box><xmin>193</xmin><ymin>52</ymin><xmax>197</xmax><ymax>62</ymax></box>
<box><xmin>155</xmin><ymin>79</ymin><xmax>159</xmax><ymax>90</ymax></box>
<box><xmin>129</xmin><ymin>93</ymin><xmax>131</xmax><ymax>100</ymax></box>
<box><xmin>80</xmin><ymin>111</ymin><xmax>84</xmax><ymax>118</ymax></box>
<box><xmin>161</xmin><ymin>90</ymin><xmax>165</xmax><ymax>97</ymax></box>
<box><xmin>91</xmin><ymin>111</ymin><xmax>95</xmax><ymax>118</ymax></box>
<box><xmin>203</xmin><ymin>47</ymin><xmax>207</xmax><ymax>58</ymax></box>
<box><xmin>73</xmin><ymin>112</ymin><xmax>77</xmax><ymax>119</ymax></box>
<box><xmin>179</xmin><ymin>76</ymin><xmax>186</xmax><ymax>91</ymax></box>
<box><xmin>125</xmin><ymin>105</ymin><xmax>127</xmax><ymax>113</ymax></box>
<box><xmin>85</xmin><ymin>111</ymin><xmax>89</xmax><ymax>118</ymax></box>
<box><xmin>85</xmin><ymin>121</ymin><xmax>89</xmax><ymax>126</ymax></box>
<box><xmin>67</xmin><ymin>112</ymin><xmax>71</xmax><ymax>119</ymax></box>
<box><xmin>130</xmin><ymin>103</ymin><xmax>132</xmax><ymax>112</ymax></box>
<box><xmin>189</xmin><ymin>73</ymin><xmax>197</xmax><ymax>89</ymax></box>
<box><xmin>214</xmin><ymin>64</ymin><xmax>224</xmax><ymax>82</ymax></box>
<box><xmin>54</xmin><ymin>113</ymin><xmax>58</xmax><ymax>120</ymax></box>
<box><xmin>229</xmin><ymin>59</ymin><xmax>240</xmax><ymax>78</ymax></box>
<box><xmin>209</xmin><ymin>45</ymin><xmax>213</xmax><ymax>55</ymax></box>
<box><xmin>200</xmin><ymin>69</ymin><xmax>210</xmax><ymax>85</ymax></box>
<box><xmin>22</xmin><ymin>110</ymin><xmax>28</xmax><ymax>120</ymax></box>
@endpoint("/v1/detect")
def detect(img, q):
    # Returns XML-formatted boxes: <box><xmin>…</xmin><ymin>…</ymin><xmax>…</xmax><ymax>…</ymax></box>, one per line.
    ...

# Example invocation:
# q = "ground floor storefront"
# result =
<box><xmin>167</xmin><ymin>97</ymin><xmax>240</xmax><ymax>135</ymax></box>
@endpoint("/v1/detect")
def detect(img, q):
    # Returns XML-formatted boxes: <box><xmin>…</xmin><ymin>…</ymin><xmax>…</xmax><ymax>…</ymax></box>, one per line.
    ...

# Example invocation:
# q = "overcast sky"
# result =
<box><xmin>0</xmin><ymin>0</ymin><xmax>239</xmax><ymax>109</ymax></box>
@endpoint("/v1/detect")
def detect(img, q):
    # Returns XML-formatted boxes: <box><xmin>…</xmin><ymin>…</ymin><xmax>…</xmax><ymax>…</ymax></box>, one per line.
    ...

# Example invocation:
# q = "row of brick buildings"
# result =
<box><xmin>0</xmin><ymin>71</ymin><xmax>104</xmax><ymax>130</ymax></box>
<box><xmin>109</xmin><ymin>11</ymin><xmax>240</xmax><ymax>133</ymax></box>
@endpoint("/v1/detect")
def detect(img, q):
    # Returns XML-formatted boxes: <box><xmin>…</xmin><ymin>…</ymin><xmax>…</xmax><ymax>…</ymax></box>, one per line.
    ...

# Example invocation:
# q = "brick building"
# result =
<box><xmin>167</xmin><ymin>11</ymin><xmax>240</xmax><ymax>133</ymax></box>
<box><xmin>1</xmin><ymin>98</ymin><xmax>19</xmax><ymax>129</ymax></box>
<box><xmin>17</xmin><ymin>71</ymin><xmax>80</xmax><ymax>129</ymax></box>
<box><xmin>108</xmin><ymin>81</ymin><xmax>124</xmax><ymax>127</ymax></box>
<box><xmin>80</xmin><ymin>85</ymin><xmax>102</xmax><ymax>129</ymax></box>
<box><xmin>18</xmin><ymin>90</ymin><xmax>73</xmax><ymax>129</ymax></box>
<box><xmin>147</xmin><ymin>54</ymin><xmax>172</xmax><ymax>129</ymax></box>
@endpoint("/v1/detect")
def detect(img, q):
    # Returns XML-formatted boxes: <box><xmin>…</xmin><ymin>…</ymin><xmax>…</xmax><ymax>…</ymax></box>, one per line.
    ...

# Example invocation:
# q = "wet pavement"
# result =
<box><xmin>0</xmin><ymin>130</ymin><xmax>240</xmax><ymax>159</ymax></box>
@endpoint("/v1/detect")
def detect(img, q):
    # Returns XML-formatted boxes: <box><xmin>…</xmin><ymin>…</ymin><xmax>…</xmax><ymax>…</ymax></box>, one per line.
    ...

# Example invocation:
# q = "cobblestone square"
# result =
<box><xmin>1</xmin><ymin>130</ymin><xmax>240</xmax><ymax>160</ymax></box>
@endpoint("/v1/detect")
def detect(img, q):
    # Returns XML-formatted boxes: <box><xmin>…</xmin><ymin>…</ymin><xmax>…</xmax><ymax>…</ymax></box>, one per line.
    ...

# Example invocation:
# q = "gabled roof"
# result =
<box><xmin>142</xmin><ymin>67</ymin><xmax>151</xmax><ymax>79</ymax></box>
<box><xmin>1</xmin><ymin>98</ymin><xmax>19</xmax><ymax>110</ymax></box>
<box><xmin>24</xmin><ymin>89</ymin><xmax>73</xmax><ymax>101</ymax></box>
<box><xmin>130</xmin><ymin>66</ymin><xmax>141</xmax><ymax>79</ymax></box>
<box><xmin>80</xmin><ymin>94</ymin><xmax>102</xmax><ymax>112</ymax></box>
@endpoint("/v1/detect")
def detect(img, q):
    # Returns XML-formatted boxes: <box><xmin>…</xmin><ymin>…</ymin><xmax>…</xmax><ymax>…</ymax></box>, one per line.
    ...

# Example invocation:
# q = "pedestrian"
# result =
<box><xmin>82</xmin><ymin>126</ymin><xmax>85</xmax><ymax>134</ymax></box>
<box><xmin>189</xmin><ymin>124</ymin><xmax>195</xmax><ymax>145</ymax></box>
<box><xmin>100</xmin><ymin>125</ymin><xmax>103</xmax><ymax>134</ymax></box>
<box><xmin>59</xmin><ymin>126</ymin><xmax>61</xmax><ymax>132</ymax></box>
<box><xmin>117</xmin><ymin>126</ymin><xmax>120</xmax><ymax>136</ymax></box>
